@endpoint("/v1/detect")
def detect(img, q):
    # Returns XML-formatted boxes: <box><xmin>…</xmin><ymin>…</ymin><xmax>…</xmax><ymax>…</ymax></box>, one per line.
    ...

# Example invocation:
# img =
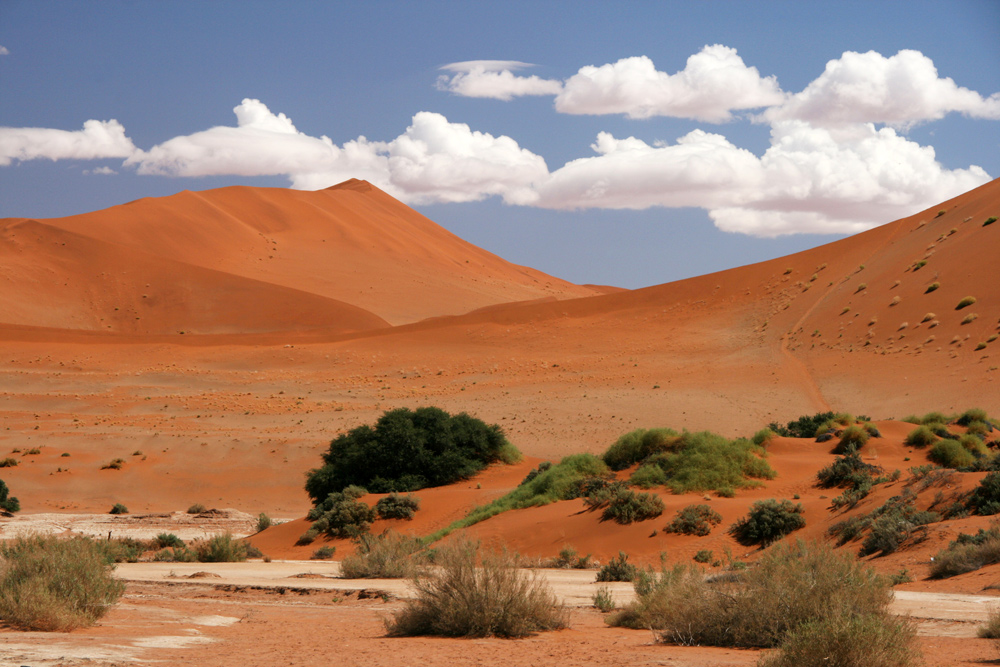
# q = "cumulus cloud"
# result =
<box><xmin>533</xmin><ymin>120</ymin><xmax>990</xmax><ymax>236</ymax></box>
<box><xmin>0</xmin><ymin>46</ymin><xmax>9</xmax><ymax>56</ymax></box>
<box><xmin>84</xmin><ymin>166</ymin><xmax>117</xmax><ymax>175</ymax></box>
<box><xmin>764</xmin><ymin>49</ymin><xmax>1000</xmax><ymax>127</ymax></box>
<box><xmin>0</xmin><ymin>119</ymin><xmax>136</xmax><ymax>166</ymax></box>
<box><xmin>436</xmin><ymin>60</ymin><xmax>563</xmax><ymax>101</ymax></box>
<box><xmin>128</xmin><ymin>99</ymin><xmax>547</xmax><ymax>205</ymax></box>
<box><xmin>553</xmin><ymin>46</ymin><xmax>785</xmax><ymax>121</ymax></box>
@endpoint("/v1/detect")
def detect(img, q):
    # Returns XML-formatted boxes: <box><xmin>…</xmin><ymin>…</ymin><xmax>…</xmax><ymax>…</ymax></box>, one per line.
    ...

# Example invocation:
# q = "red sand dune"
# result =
<box><xmin>0</xmin><ymin>178</ymin><xmax>998</xmax><ymax>582</ymax></box>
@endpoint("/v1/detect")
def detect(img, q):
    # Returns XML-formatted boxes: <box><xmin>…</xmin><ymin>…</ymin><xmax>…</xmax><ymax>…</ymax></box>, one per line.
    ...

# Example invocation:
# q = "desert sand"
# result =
<box><xmin>0</xmin><ymin>178</ymin><xmax>998</xmax><ymax>664</ymax></box>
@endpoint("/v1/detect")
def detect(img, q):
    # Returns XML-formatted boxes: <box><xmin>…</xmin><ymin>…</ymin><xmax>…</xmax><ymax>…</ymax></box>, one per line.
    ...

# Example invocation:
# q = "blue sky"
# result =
<box><xmin>1</xmin><ymin>1</ymin><xmax>998</xmax><ymax>288</ymax></box>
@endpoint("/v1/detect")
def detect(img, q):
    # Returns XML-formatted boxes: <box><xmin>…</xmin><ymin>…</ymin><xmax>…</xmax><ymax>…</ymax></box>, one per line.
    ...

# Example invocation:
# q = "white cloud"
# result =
<box><xmin>764</xmin><ymin>49</ymin><xmax>1000</xmax><ymax>127</ymax></box>
<box><xmin>128</xmin><ymin>99</ymin><xmax>546</xmax><ymax>205</ymax></box>
<box><xmin>554</xmin><ymin>46</ymin><xmax>785</xmax><ymax>121</ymax></box>
<box><xmin>533</xmin><ymin>120</ymin><xmax>990</xmax><ymax>236</ymax></box>
<box><xmin>436</xmin><ymin>60</ymin><xmax>563</xmax><ymax>101</ymax></box>
<box><xmin>0</xmin><ymin>46</ymin><xmax>9</xmax><ymax>56</ymax></box>
<box><xmin>0</xmin><ymin>119</ymin><xmax>135</xmax><ymax>166</ymax></box>
<box><xmin>84</xmin><ymin>166</ymin><xmax>117</xmax><ymax>175</ymax></box>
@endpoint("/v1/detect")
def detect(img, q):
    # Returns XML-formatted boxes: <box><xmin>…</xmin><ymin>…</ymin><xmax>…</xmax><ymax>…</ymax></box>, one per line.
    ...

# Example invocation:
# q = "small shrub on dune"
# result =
<box><xmin>928</xmin><ymin>439</ymin><xmax>976</xmax><ymax>468</ymax></box>
<box><xmin>308</xmin><ymin>486</ymin><xmax>376</xmax><ymax>539</ymax></box>
<box><xmin>957</xmin><ymin>408</ymin><xmax>990</xmax><ymax>426</ymax></box>
<box><xmin>663</xmin><ymin>504</ymin><xmax>722</xmax><ymax>536</ymax></box>
<box><xmin>602</xmin><ymin>428</ymin><xmax>681</xmax><ymax>470</ymax></box>
<box><xmin>256</xmin><ymin>513</ymin><xmax>272</xmax><ymax>532</ymax></box>
<box><xmin>192</xmin><ymin>533</ymin><xmax>247</xmax><ymax>562</ymax></box>
<box><xmin>592</xmin><ymin>586</ymin><xmax>615</xmax><ymax>612</ymax></box>
<box><xmin>767</xmin><ymin>412</ymin><xmax>835</xmax><ymax>439</ymax></box>
<box><xmin>930</xmin><ymin>527</ymin><xmax>1000</xmax><ymax>578</ymax></box>
<box><xmin>375</xmin><ymin>493</ymin><xmax>420</xmax><ymax>520</ymax></box>
<box><xmin>596</xmin><ymin>552</ymin><xmax>638</xmax><ymax>582</ymax></box>
<box><xmin>956</xmin><ymin>296</ymin><xmax>977</xmax><ymax>310</ymax></box>
<box><xmin>109</xmin><ymin>503</ymin><xmax>128</xmax><ymax>515</ymax></box>
<box><xmin>385</xmin><ymin>538</ymin><xmax>567</xmax><ymax>638</ymax></box>
<box><xmin>904</xmin><ymin>425</ymin><xmax>937</xmax><ymax>447</ymax></box>
<box><xmin>752</xmin><ymin>428</ymin><xmax>776</xmax><ymax>446</ymax></box>
<box><xmin>0</xmin><ymin>479</ymin><xmax>19</xmax><ymax>513</ymax></box>
<box><xmin>629</xmin><ymin>463</ymin><xmax>668</xmax><ymax>488</ymax></box>
<box><xmin>729</xmin><ymin>499</ymin><xmax>805</xmax><ymax>546</ymax></box>
<box><xmin>340</xmin><ymin>530</ymin><xmax>425</xmax><ymax>578</ymax></box>
<box><xmin>599</xmin><ymin>488</ymin><xmax>664</xmax><ymax>524</ymax></box>
<box><xmin>816</xmin><ymin>452</ymin><xmax>883</xmax><ymax>490</ymax></box>
<box><xmin>311</xmin><ymin>545</ymin><xmax>336</xmax><ymax>560</ymax></box>
<box><xmin>296</xmin><ymin>528</ymin><xmax>319</xmax><ymax>546</ymax></box>
<box><xmin>187</xmin><ymin>503</ymin><xmax>207</xmax><ymax>514</ymax></box>
<box><xmin>0</xmin><ymin>535</ymin><xmax>125</xmax><ymax>631</ymax></box>
<box><xmin>656</xmin><ymin>431</ymin><xmax>775</xmax><ymax>494</ymax></box>
<box><xmin>758</xmin><ymin>613</ymin><xmax>920</xmax><ymax>667</ymax></box>
<box><xmin>832</xmin><ymin>425</ymin><xmax>870</xmax><ymax>454</ymax></box>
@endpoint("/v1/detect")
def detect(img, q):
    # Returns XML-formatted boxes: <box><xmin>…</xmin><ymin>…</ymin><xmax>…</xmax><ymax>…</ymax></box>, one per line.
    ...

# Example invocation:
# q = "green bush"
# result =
<box><xmin>904</xmin><ymin>425</ymin><xmax>937</xmax><ymax>447</ymax></box>
<box><xmin>153</xmin><ymin>546</ymin><xmax>197</xmax><ymax>562</ymax></box>
<box><xmin>831</xmin><ymin>491</ymin><xmax>938</xmax><ymax>556</ymax></box>
<box><xmin>256</xmin><ymin>513</ymin><xmax>272</xmax><ymax>532</ymax></box>
<box><xmin>957</xmin><ymin>408</ymin><xmax>990</xmax><ymax>426</ymax></box>
<box><xmin>758</xmin><ymin>613</ymin><xmax>920</xmax><ymax>667</ymax></box>
<box><xmin>752</xmin><ymin>428</ymin><xmax>776</xmax><ymax>446</ymax></box>
<box><xmin>386</xmin><ymin>538</ymin><xmax>566</xmax><ymax>638</ymax></box>
<box><xmin>595</xmin><ymin>552</ymin><xmax>638</xmax><ymax>582</ymax></box>
<box><xmin>832</xmin><ymin>425</ymin><xmax>870</xmax><ymax>454</ymax></box>
<box><xmin>153</xmin><ymin>533</ymin><xmax>184</xmax><ymax>549</ymax></box>
<box><xmin>109</xmin><ymin>503</ymin><xmax>128</xmax><ymax>515</ymax></box>
<box><xmin>340</xmin><ymin>531</ymin><xmax>425</xmax><ymax>578</ymax></box>
<box><xmin>311</xmin><ymin>545</ymin><xmax>336</xmax><ymax>560</ymax></box>
<box><xmin>816</xmin><ymin>452</ymin><xmax>883</xmax><ymax>489</ymax></box>
<box><xmin>729</xmin><ymin>499</ymin><xmax>805</xmax><ymax>546</ymax></box>
<box><xmin>602</xmin><ymin>428</ymin><xmax>682</xmax><ymax>470</ymax></box>
<box><xmin>663</xmin><ymin>504</ymin><xmax>722</xmax><ymax>536</ymax></box>
<box><xmin>306</xmin><ymin>407</ymin><xmax>520</xmax><ymax>501</ymax></box>
<box><xmin>609</xmin><ymin>541</ymin><xmax>893</xmax><ymax>650</ymax></box>
<box><xmin>767</xmin><ymin>412</ymin><xmax>835</xmax><ymax>439</ymax></box>
<box><xmin>929</xmin><ymin>527</ymin><xmax>1000</xmax><ymax>578</ymax></box>
<box><xmin>956</xmin><ymin>296</ymin><xmax>977</xmax><ymax>309</ymax></box>
<box><xmin>97</xmin><ymin>537</ymin><xmax>145</xmax><ymax>563</ymax></box>
<box><xmin>0</xmin><ymin>535</ymin><xmax>125</xmax><ymax>631</ymax></box>
<box><xmin>655</xmin><ymin>431</ymin><xmax>775</xmax><ymax>494</ymax></box>
<box><xmin>693</xmin><ymin>549</ymin><xmax>713</xmax><ymax>563</ymax></box>
<box><xmin>308</xmin><ymin>486</ymin><xmax>376</xmax><ymax>539</ymax></box>
<box><xmin>592</xmin><ymin>586</ymin><xmax>615</xmax><ymax>612</ymax></box>
<box><xmin>984</xmin><ymin>216</ymin><xmax>998</xmax><ymax>227</ymax></box>
<box><xmin>375</xmin><ymin>493</ymin><xmax>420</xmax><ymax>520</ymax></box>
<box><xmin>192</xmin><ymin>533</ymin><xmax>247</xmax><ymax>562</ymax></box>
<box><xmin>928</xmin><ymin>439</ymin><xmax>976</xmax><ymax>468</ymax></box>
<box><xmin>598</xmin><ymin>488</ymin><xmax>664</xmax><ymax>524</ymax></box>
<box><xmin>629</xmin><ymin>463</ymin><xmax>667</xmax><ymax>488</ymax></box>
<box><xmin>0</xmin><ymin>479</ymin><xmax>19</xmax><ymax>513</ymax></box>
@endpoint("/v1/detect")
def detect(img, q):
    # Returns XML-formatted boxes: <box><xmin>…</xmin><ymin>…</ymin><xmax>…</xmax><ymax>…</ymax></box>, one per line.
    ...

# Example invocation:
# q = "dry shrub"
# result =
<box><xmin>757</xmin><ymin>613</ymin><xmax>920</xmax><ymax>667</ymax></box>
<box><xmin>191</xmin><ymin>533</ymin><xmax>247</xmax><ymax>562</ymax></box>
<box><xmin>980</xmin><ymin>606</ymin><xmax>1000</xmax><ymax>639</ymax></box>
<box><xmin>386</xmin><ymin>538</ymin><xmax>567</xmax><ymax>638</ymax></box>
<box><xmin>609</xmin><ymin>541</ymin><xmax>892</xmax><ymax>649</ymax></box>
<box><xmin>340</xmin><ymin>530</ymin><xmax>425</xmax><ymax>578</ymax></box>
<box><xmin>0</xmin><ymin>535</ymin><xmax>125</xmax><ymax>631</ymax></box>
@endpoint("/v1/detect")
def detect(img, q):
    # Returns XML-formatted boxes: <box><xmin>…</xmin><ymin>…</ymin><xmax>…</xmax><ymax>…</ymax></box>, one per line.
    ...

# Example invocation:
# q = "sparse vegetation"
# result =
<box><xmin>109</xmin><ymin>503</ymin><xmax>128</xmax><ymax>515</ymax></box>
<box><xmin>967</xmin><ymin>472</ymin><xmax>1000</xmax><ymax>515</ymax></box>
<box><xmin>663</xmin><ymin>504</ymin><xmax>722</xmax><ymax>536</ymax></box>
<box><xmin>153</xmin><ymin>533</ymin><xmax>184</xmax><ymax>549</ymax></box>
<box><xmin>596</xmin><ymin>552</ymin><xmax>638</xmax><ymax>582</ymax></box>
<box><xmin>767</xmin><ymin>411</ymin><xmax>835</xmax><ymax>439</ymax></box>
<box><xmin>925</xmin><ymin>282</ymin><xmax>940</xmax><ymax>293</ymax></box>
<box><xmin>0</xmin><ymin>458</ymin><xmax>18</xmax><ymax>468</ymax></box>
<box><xmin>962</xmin><ymin>312</ymin><xmax>979</xmax><ymax>324</ymax></box>
<box><xmin>978</xmin><ymin>606</ymin><xmax>1000</xmax><ymax>639</ymax></box>
<box><xmin>306</xmin><ymin>407</ymin><xmax>519</xmax><ymax>501</ymax></box>
<box><xmin>385</xmin><ymin>538</ymin><xmax>567</xmax><ymax>638</ymax></box>
<box><xmin>816</xmin><ymin>452</ymin><xmax>883</xmax><ymax>490</ymax></box>
<box><xmin>930</xmin><ymin>526</ymin><xmax>1000</xmax><ymax>578</ymax></box>
<box><xmin>340</xmin><ymin>531</ymin><xmax>425</xmax><ymax>578</ymax></box>
<box><xmin>101</xmin><ymin>458</ymin><xmax>125</xmax><ymax>470</ymax></box>
<box><xmin>187</xmin><ymin>503</ymin><xmax>207</xmax><ymax>514</ymax></box>
<box><xmin>256</xmin><ymin>512</ymin><xmax>272</xmax><ymax>532</ymax></box>
<box><xmin>191</xmin><ymin>533</ymin><xmax>248</xmax><ymax>562</ymax></box>
<box><xmin>0</xmin><ymin>535</ymin><xmax>125</xmax><ymax>631</ymax></box>
<box><xmin>592</xmin><ymin>586</ymin><xmax>615</xmax><ymax>612</ymax></box>
<box><xmin>729</xmin><ymin>499</ymin><xmax>805</xmax><ymax>546</ymax></box>
<box><xmin>0</xmin><ymin>479</ymin><xmax>19</xmax><ymax>513</ymax></box>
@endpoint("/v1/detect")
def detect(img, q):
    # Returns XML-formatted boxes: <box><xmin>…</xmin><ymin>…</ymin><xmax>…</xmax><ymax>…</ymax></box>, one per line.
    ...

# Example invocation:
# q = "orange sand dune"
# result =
<box><xmin>28</xmin><ymin>179</ymin><xmax>602</xmax><ymax>325</ymax></box>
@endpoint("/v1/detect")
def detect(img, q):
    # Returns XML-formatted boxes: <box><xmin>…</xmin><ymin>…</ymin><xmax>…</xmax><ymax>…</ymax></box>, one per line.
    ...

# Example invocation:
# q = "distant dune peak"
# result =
<box><xmin>325</xmin><ymin>178</ymin><xmax>375</xmax><ymax>193</ymax></box>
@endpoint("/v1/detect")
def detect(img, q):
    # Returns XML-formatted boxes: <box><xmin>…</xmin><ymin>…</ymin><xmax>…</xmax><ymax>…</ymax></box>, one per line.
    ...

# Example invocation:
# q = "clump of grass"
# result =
<box><xmin>921</xmin><ymin>312</ymin><xmax>936</xmax><ymax>323</ymax></box>
<box><xmin>962</xmin><ymin>313</ymin><xmax>979</xmax><ymax>325</ymax></box>
<box><xmin>693</xmin><ymin>550</ymin><xmax>713</xmax><ymax>563</ymax></box>
<box><xmin>603</xmin><ymin>428</ymin><xmax>682</xmax><ymax>470</ymax></box>
<box><xmin>904</xmin><ymin>425</ymin><xmax>937</xmax><ymax>447</ymax></box>
<box><xmin>758</xmin><ymin>613</ymin><xmax>920</xmax><ymax>667</ymax></box>
<box><xmin>596</xmin><ymin>552</ymin><xmax>638</xmax><ymax>582</ymax></box>
<box><xmin>108</xmin><ymin>503</ymin><xmax>128</xmax><ymax>515</ymax></box>
<box><xmin>592</xmin><ymin>586</ymin><xmax>615</xmax><ymax>612</ymax></box>
<box><xmin>595</xmin><ymin>488</ymin><xmax>664</xmax><ymax>524</ymax></box>
<box><xmin>609</xmin><ymin>541</ymin><xmax>895</xmax><ymax>651</ymax></box>
<box><xmin>928</xmin><ymin>439</ymin><xmax>977</xmax><ymax>468</ymax></box>
<box><xmin>729</xmin><ymin>499</ymin><xmax>805</xmax><ymax>546</ymax></box>
<box><xmin>340</xmin><ymin>531</ymin><xmax>425</xmax><ymax>578</ymax></box>
<box><xmin>832</xmin><ymin>425</ymin><xmax>870</xmax><ymax>455</ymax></box>
<box><xmin>0</xmin><ymin>535</ymin><xmax>125</xmax><ymax>631</ymax></box>
<box><xmin>663</xmin><ymin>504</ymin><xmax>722</xmax><ymax>536</ymax></box>
<box><xmin>889</xmin><ymin>296</ymin><xmax>901</xmax><ymax>306</ymax></box>
<box><xmin>924</xmin><ymin>282</ymin><xmax>940</xmax><ymax>293</ymax></box>
<box><xmin>840</xmin><ymin>307</ymin><xmax>850</xmax><ymax>315</ymax></box>
<box><xmin>984</xmin><ymin>216</ymin><xmax>997</xmax><ymax>227</ymax></box>
<box><xmin>385</xmin><ymin>538</ymin><xmax>567</xmax><ymax>638</ymax></box>
<box><xmin>956</xmin><ymin>296</ymin><xmax>977</xmax><ymax>309</ymax></box>
<box><xmin>152</xmin><ymin>533</ymin><xmax>184</xmax><ymax>549</ymax></box>
<box><xmin>0</xmin><ymin>458</ymin><xmax>18</xmax><ymax>468</ymax></box>
<box><xmin>855</xmin><ymin>283</ymin><xmax>867</xmax><ymax>293</ymax></box>
<box><xmin>311</xmin><ymin>545</ymin><xmax>336</xmax><ymax>560</ymax></box>
<box><xmin>187</xmin><ymin>503</ymin><xmax>207</xmax><ymax>514</ymax></box>
<box><xmin>256</xmin><ymin>513</ymin><xmax>272</xmax><ymax>533</ymax></box>
<box><xmin>101</xmin><ymin>458</ymin><xmax>125</xmax><ymax>470</ymax></box>
<box><xmin>936</xmin><ymin>209</ymin><xmax>946</xmax><ymax>217</ymax></box>
<box><xmin>550</xmin><ymin>545</ymin><xmax>592</xmax><ymax>569</ymax></box>
<box><xmin>191</xmin><ymin>533</ymin><xmax>247</xmax><ymax>562</ymax></box>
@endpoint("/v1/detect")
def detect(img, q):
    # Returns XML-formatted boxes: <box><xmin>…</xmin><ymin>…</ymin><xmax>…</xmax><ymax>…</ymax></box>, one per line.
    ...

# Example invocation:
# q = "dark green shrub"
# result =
<box><xmin>832</xmin><ymin>425</ymin><xmax>870</xmax><ymax>454</ymax></box>
<box><xmin>596</xmin><ymin>552</ymin><xmax>638</xmax><ymax>582</ymax></box>
<box><xmin>386</xmin><ymin>538</ymin><xmax>567</xmax><ymax>638</ymax></box>
<box><xmin>928</xmin><ymin>439</ymin><xmax>975</xmax><ymax>468</ymax></box>
<box><xmin>904</xmin><ymin>425</ymin><xmax>937</xmax><ymax>447</ymax></box>
<box><xmin>859</xmin><ymin>508</ymin><xmax>937</xmax><ymax>556</ymax></box>
<box><xmin>375</xmin><ymin>493</ymin><xmax>420</xmax><ymax>520</ymax></box>
<box><xmin>109</xmin><ymin>503</ymin><xmax>128</xmax><ymax>515</ymax></box>
<box><xmin>599</xmin><ymin>488</ymin><xmax>664</xmax><ymax>524</ymax></box>
<box><xmin>816</xmin><ymin>452</ymin><xmax>883</xmax><ymax>489</ymax></box>
<box><xmin>311</xmin><ymin>545</ymin><xmax>336</xmax><ymax>560</ymax></box>
<box><xmin>0</xmin><ymin>458</ymin><xmax>17</xmax><ymax>468</ymax></box>
<box><xmin>305</xmin><ymin>407</ymin><xmax>519</xmax><ymax>501</ymax></box>
<box><xmin>0</xmin><ymin>479</ymin><xmax>19</xmax><ymax>513</ymax></box>
<box><xmin>340</xmin><ymin>531</ymin><xmax>425</xmax><ymax>578</ymax></box>
<box><xmin>0</xmin><ymin>535</ymin><xmax>125</xmax><ymax>631</ymax></box>
<box><xmin>550</xmin><ymin>545</ymin><xmax>592</xmax><ymax>569</ymax></box>
<box><xmin>729</xmin><ymin>500</ymin><xmax>805</xmax><ymax>546</ymax></box>
<box><xmin>984</xmin><ymin>216</ymin><xmax>998</xmax><ymax>227</ymax></box>
<box><xmin>311</xmin><ymin>491</ymin><xmax>376</xmax><ymax>539</ymax></box>
<box><xmin>758</xmin><ymin>613</ymin><xmax>920</xmax><ymax>667</ymax></box>
<box><xmin>693</xmin><ymin>550</ymin><xmax>713</xmax><ymax>563</ymax></box>
<box><xmin>519</xmin><ymin>460</ymin><xmax>551</xmax><ymax>485</ymax></box>
<box><xmin>296</xmin><ymin>528</ymin><xmax>319</xmax><ymax>546</ymax></box>
<box><xmin>256</xmin><ymin>513</ymin><xmax>272</xmax><ymax>532</ymax></box>
<box><xmin>663</xmin><ymin>504</ymin><xmax>722</xmax><ymax>536</ymax></box>
<box><xmin>767</xmin><ymin>412</ymin><xmax>836</xmax><ymax>438</ymax></box>
<box><xmin>192</xmin><ymin>533</ymin><xmax>247</xmax><ymax>562</ymax></box>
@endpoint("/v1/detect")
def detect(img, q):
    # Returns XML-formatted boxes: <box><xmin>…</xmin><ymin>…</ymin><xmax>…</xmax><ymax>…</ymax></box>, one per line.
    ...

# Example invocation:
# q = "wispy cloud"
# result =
<box><xmin>763</xmin><ymin>49</ymin><xmax>1000</xmax><ymax>127</ymax></box>
<box><xmin>437</xmin><ymin>60</ymin><xmax>563</xmax><ymax>101</ymax></box>
<box><xmin>0</xmin><ymin>119</ymin><xmax>136</xmax><ymax>166</ymax></box>
<box><xmin>84</xmin><ymin>166</ymin><xmax>117</xmax><ymax>175</ymax></box>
